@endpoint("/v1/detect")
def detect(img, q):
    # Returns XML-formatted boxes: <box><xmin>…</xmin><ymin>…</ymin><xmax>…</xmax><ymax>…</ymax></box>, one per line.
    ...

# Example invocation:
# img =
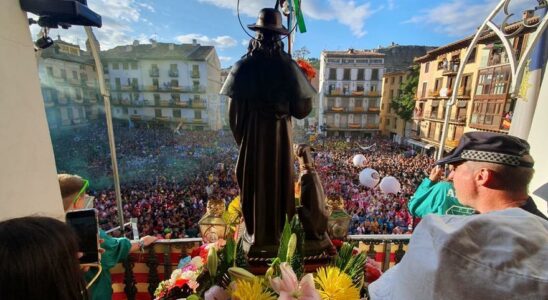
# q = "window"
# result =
<box><xmin>343</xmin><ymin>69</ymin><xmax>350</xmax><ymax>80</ymax></box>
<box><xmin>466</xmin><ymin>47</ymin><xmax>477</xmax><ymax>64</ymax></box>
<box><xmin>425</xmin><ymin>62</ymin><xmax>430</xmax><ymax>73</ymax></box>
<box><xmin>131</xmin><ymin>62</ymin><xmax>138</xmax><ymax>70</ymax></box>
<box><xmin>173</xmin><ymin>109</ymin><xmax>181</xmax><ymax>118</ymax></box>
<box><xmin>194</xmin><ymin>110</ymin><xmax>202</xmax><ymax>119</ymax></box>
<box><xmin>357</xmin><ymin>69</ymin><xmax>364</xmax><ymax>80</ymax></box>
<box><xmin>46</xmin><ymin>66</ymin><xmax>53</xmax><ymax>77</ymax></box>
<box><xmin>114</xmin><ymin>78</ymin><xmax>121</xmax><ymax>89</ymax></box>
<box><xmin>328</xmin><ymin>68</ymin><xmax>337</xmax><ymax>80</ymax></box>
<box><xmin>459</xmin><ymin>74</ymin><xmax>472</xmax><ymax>97</ymax></box>
<box><xmin>113</xmin><ymin>62</ymin><xmax>119</xmax><ymax>70</ymax></box>
<box><xmin>131</xmin><ymin>78</ymin><xmax>138</xmax><ymax>87</ymax></box>
<box><xmin>123</xmin><ymin>107</ymin><xmax>128</xmax><ymax>115</ymax></box>
<box><xmin>475</xmin><ymin>66</ymin><xmax>510</xmax><ymax>96</ymax></box>
<box><xmin>421</xmin><ymin>82</ymin><xmax>427</xmax><ymax>98</ymax></box>
<box><xmin>152</xmin><ymin>78</ymin><xmax>159</xmax><ymax>88</ymax></box>
<box><xmin>447</xmin><ymin>76</ymin><xmax>454</xmax><ymax>89</ymax></box>
<box><xmin>154</xmin><ymin>94</ymin><xmax>160</xmax><ymax>106</ymax></box>
<box><xmin>391</xmin><ymin>77</ymin><xmax>395</xmax><ymax>84</ymax></box>
<box><xmin>123</xmin><ymin>62</ymin><xmax>129</xmax><ymax>70</ymax></box>
<box><xmin>172</xmin><ymin>94</ymin><xmax>180</xmax><ymax>102</ymax></box>
<box><xmin>399</xmin><ymin>76</ymin><xmax>403</xmax><ymax>83</ymax></box>
<box><xmin>434</xmin><ymin>78</ymin><xmax>443</xmax><ymax>91</ymax></box>
<box><xmin>428</xmin><ymin>122</ymin><xmax>436</xmax><ymax>139</ymax></box>
<box><xmin>60</xmin><ymin>69</ymin><xmax>67</xmax><ymax>80</ymax></box>
<box><xmin>389</xmin><ymin>89</ymin><xmax>394</xmax><ymax>100</ymax></box>
<box><xmin>155</xmin><ymin>109</ymin><xmax>162</xmax><ymax>117</ymax></box>
<box><xmin>371</xmin><ymin>69</ymin><xmax>379</xmax><ymax>81</ymax></box>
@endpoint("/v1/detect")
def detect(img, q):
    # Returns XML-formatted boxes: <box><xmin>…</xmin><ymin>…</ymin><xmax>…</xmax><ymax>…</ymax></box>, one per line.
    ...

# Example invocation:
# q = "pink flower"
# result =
<box><xmin>204</xmin><ymin>285</ymin><xmax>230</xmax><ymax>300</ymax></box>
<box><xmin>270</xmin><ymin>263</ymin><xmax>320</xmax><ymax>300</ymax></box>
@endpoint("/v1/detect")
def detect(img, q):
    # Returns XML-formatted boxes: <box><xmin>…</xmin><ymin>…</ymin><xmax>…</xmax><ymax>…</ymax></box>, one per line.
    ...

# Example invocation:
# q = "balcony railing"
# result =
<box><xmin>368</xmin><ymin>107</ymin><xmax>380</xmax><ymax>113</ymax></box>
<box><xmin>457</xmin><ymin>87</ymin><xmax>472</xmax><ymax>98</ymax></box>
<box><xmin>428</xmin><ymin>89</ymin><xmax>440</xmax><ymax>98</ymax></box>
<box><xmin>109</xmin><ymin>235</ymin><xmax>410</xmax><ymax>299</ymax></box>
<box><xmin>442</xmin><ymin>62</ymin><xmax>460</xmax><ymax>76</ymax></box>
<box><xmin>191</xmin><ymin>102</ymin><xmax>206</xmax><ymax>108</ymax></box>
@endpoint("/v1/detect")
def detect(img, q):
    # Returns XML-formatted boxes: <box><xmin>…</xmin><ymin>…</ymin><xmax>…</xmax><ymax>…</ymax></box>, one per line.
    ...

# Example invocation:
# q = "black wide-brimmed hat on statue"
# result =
<box><xmin>248</xmin><ymin>8</ymin><xmax>289</xmax><ymax>35</ymax></box>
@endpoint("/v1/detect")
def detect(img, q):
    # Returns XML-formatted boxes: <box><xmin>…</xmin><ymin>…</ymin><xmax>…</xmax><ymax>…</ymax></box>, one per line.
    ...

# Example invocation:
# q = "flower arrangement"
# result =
<box><xmin>296</xmin><ymin>59</ymin><xmax>317</xmax><ymax>81</ymax></box>
<box><xmin>154</xmin><ymin>216</ymin><xmax>378</xmax><ymax>300</ymax></box>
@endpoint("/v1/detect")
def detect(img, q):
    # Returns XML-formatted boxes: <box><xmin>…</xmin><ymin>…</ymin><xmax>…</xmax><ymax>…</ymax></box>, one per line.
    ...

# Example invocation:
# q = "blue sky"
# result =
<box><xmin>31</xmin><ymin>0</ymin><xmax>531</xmax><ymax>68</ymax></box>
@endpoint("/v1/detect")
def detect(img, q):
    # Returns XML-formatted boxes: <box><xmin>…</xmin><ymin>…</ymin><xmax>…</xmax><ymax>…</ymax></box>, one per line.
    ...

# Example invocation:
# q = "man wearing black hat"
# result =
<box><xmin>369</xmin><ymin>132</ymin><xmax>548</xmax><ymax>299</ymax></box>
<box><xmin>220</xmin><ymin>8</ymin><xmax>317</xmax><ymax>257</ymax></box>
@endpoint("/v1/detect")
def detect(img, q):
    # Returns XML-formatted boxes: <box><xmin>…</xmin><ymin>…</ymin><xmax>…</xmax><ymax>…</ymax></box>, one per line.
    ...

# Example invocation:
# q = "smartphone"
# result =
<box><xmin>66</xmin><ymin>208</ymin><xmax>100</xmax><ymax>264</ymax></box>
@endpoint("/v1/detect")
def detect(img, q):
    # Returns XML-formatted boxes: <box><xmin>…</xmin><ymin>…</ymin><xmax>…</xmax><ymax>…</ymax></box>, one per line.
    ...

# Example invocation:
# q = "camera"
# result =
<box><xmin>20</xmin><ymin>0</ymin><xmax>102</xmax><ymax>28</ymax></box>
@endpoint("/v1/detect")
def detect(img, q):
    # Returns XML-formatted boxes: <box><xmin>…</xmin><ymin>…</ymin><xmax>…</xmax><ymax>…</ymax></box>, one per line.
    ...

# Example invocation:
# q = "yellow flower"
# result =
<box><xmin>314</xmin><ymin>266</ymin><xmax>360</xmax><ymax>300</ymax></box>
<box><xmin>231</xmin><ymin>278</ymin><xmax>276</xmax><ymax>300</ymax></box>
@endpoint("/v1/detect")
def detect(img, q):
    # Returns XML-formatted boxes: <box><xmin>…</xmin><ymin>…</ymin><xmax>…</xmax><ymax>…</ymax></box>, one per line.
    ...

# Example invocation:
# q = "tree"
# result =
<box><xmin>390</xmin><ymin>65</ymin><xmax>419</xmax><ymax>135</ymax></box>
<box><xmin>293</xmin><ymin>46</ymin><xmax>310</xmax><ymax>60</ymax></box>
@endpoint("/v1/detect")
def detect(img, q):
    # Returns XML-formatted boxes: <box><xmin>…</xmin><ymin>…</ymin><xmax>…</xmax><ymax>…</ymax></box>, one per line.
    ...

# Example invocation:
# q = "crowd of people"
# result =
<box><xmin>51</xmin><ymin>120</ymin><xmax>435</xmax><ymax>238</ymax></box>
<box><xmin>313</xmin><ymin>137</ymin><xmax>434</xmax><ymax>234</ymax></box>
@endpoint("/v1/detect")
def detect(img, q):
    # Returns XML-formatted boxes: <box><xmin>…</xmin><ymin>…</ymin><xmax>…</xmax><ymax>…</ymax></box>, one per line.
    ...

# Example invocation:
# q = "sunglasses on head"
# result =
<box><xmin>72</xmin><ymin>179</ymin><xmax>89</xmax><ymax>207</ymax></box>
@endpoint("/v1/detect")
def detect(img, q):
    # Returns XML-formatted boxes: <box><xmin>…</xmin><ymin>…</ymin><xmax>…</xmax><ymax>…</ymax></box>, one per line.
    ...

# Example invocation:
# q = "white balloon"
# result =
<box><xmin>379</xmin><ymin>176</ymin><xmax>401</xmax><ymax>194</ymax></box>
<box><xmin>352</xmin><ymin>154</ymin><xmax>366</xmax><ymax>167</ymax></box>
<box><xmin>359</xmin><ymin>168</ymin><xmax>380</xmax><ymax>188</ymax></box>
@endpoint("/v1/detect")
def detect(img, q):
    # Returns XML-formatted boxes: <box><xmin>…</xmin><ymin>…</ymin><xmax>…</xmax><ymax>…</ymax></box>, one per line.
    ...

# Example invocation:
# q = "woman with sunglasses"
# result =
<box><xmin>58</xmin><ymin>174</ymin><xmax>157</xmax><ymax>300</ymax></box>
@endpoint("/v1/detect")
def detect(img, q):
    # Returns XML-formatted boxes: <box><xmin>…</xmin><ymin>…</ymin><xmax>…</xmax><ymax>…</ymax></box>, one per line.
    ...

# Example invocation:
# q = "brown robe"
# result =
<box><xmin>220</xmin><ymin>53</ymin><xmax>315</xmax><ymax>254</ymax></box>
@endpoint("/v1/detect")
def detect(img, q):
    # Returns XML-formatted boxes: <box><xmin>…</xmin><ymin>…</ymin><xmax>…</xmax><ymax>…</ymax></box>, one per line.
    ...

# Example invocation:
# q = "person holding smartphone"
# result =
<box><xmin>58</xmin><ymin>174</ymin><xmax>157</xmax><ymax>300</ymax></box>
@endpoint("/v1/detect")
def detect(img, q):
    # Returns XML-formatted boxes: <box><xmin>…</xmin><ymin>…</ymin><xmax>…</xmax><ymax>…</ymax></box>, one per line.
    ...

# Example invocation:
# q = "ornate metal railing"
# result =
<box><xmin>111</xmin><ymin>235</ymin><xmax>411</xmax><ymax>300</ymax></box>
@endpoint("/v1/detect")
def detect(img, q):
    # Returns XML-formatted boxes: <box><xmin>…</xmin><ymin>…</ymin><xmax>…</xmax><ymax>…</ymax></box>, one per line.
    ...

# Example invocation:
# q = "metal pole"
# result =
<box><xmin>84</xmin><ymin>26</ymin><xmax>125</xmax><ymax>231</ymax></box>
<box><xmin>437</xmin><ymin>0</ymin><xmax>508</xmax><ymax>160</ymax></box>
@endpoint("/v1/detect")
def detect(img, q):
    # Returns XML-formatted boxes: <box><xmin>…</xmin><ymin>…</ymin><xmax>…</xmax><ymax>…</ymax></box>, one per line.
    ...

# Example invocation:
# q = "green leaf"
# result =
<box><xmin>224</xmin><ymin>237</ymin><xmax>236</xmax><ymax>267</ymax></box>
<box><xmin>289</xmin><ymin>215</ymin><xmax>305</xmax><ymax>278</ymax></box>
<box><xmin>277</xmin><ymin>215</ymin><xmax>292</xmax><ymax>262</ymax></box>
<box><xmin>187</xmin><ymin>294</ymin><xmax>201</xmax><ymax>300</ymax></box>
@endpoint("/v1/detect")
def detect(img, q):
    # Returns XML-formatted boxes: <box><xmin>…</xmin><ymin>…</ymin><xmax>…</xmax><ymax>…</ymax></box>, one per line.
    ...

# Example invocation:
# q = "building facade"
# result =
<box><xmin>380</xmin><ymin>70</ymin><xmax>410</xmax><ymax>142</ymax></box>
<box><xmin>102</xmin><ymin>40</ymin><xmax>222</xmax><ymax>130</ymax></box>
<box><xmin>412</xmin><ymin>43</ymin><xmax>480</xmax><ymax>151</ymax></box>
<box><xmin>38</xmin><ymin>38</ymin><xmax>101</xmax><ymax>128</ymax></box>
<box><xmin>318</xmin><ymin>49</ymin><xmax>385</xmax><ymax>137</ymax></box>
<box><xmin>411</xmin><ymin>15</ymin><xmax>540</xmax><ymax>152</ymax></box>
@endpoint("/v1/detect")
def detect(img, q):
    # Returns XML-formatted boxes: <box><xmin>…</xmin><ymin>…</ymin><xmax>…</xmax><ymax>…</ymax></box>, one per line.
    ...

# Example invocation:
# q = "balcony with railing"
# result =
<box><xmin>457</xmin><ymin>87</ymin><xmax>472</xmax><ymax>99</ymax></box>
<box><xmin>191</xmin><ymin>101</ymin><xmax>206</xmax><ymax>109</ymax></box>
<box><xmin>368</xmin><ymin>106</ymin><xmax>380</xmax><ymax>113</ymax></box>
<box><xmin>109</xmin><ymin>235</ymin><xmax>410</xmax><ymax>299</ymax></box>
<box><xmin>442</xmin><ymin>61</ymin><xmax>460</xmax><ymax>76</ymax></box>
<box><xmin>428</xmin><ymin>89</ymin><xmax>440</xmax><ymax>98</ymax></box>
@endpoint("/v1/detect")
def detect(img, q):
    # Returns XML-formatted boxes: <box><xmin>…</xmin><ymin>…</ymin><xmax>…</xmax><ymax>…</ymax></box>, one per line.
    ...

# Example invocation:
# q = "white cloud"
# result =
<box><xmin>175</xmin><ymin>34</ymin><xmax>237</xmax><ymax>49</ymax></box>
<box><xmin>200</xmin><ymin>0</ymin><xmax>375</xmax><ymax>38</ymax></box>
<box><xmin>138</xmin><ymin>2</ymin><xmax>155</xmax><ymax>13</ymax></box>
<box><xmin>387</xmin><ymin>0</ymin><xmax>395</xmax><ymax>10</ymax></box>
<box><xmin>241</xmin><ymin>39</ymin><xmax>250</xmax><ymax>47</ymax></box>
<box><xmin>219</xmin><ymin>56</ymin><xmax>233</xmax><ymax>62</ymax></box>
<box><xmin>405</xmin><ymin>0</ymin><xmax>530</xmax><ymax>36</ymax></box>
<box><xmin>198</xmin><ymin>0</ymin><xmax>271</xmax><ymax>17</ymax></box>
